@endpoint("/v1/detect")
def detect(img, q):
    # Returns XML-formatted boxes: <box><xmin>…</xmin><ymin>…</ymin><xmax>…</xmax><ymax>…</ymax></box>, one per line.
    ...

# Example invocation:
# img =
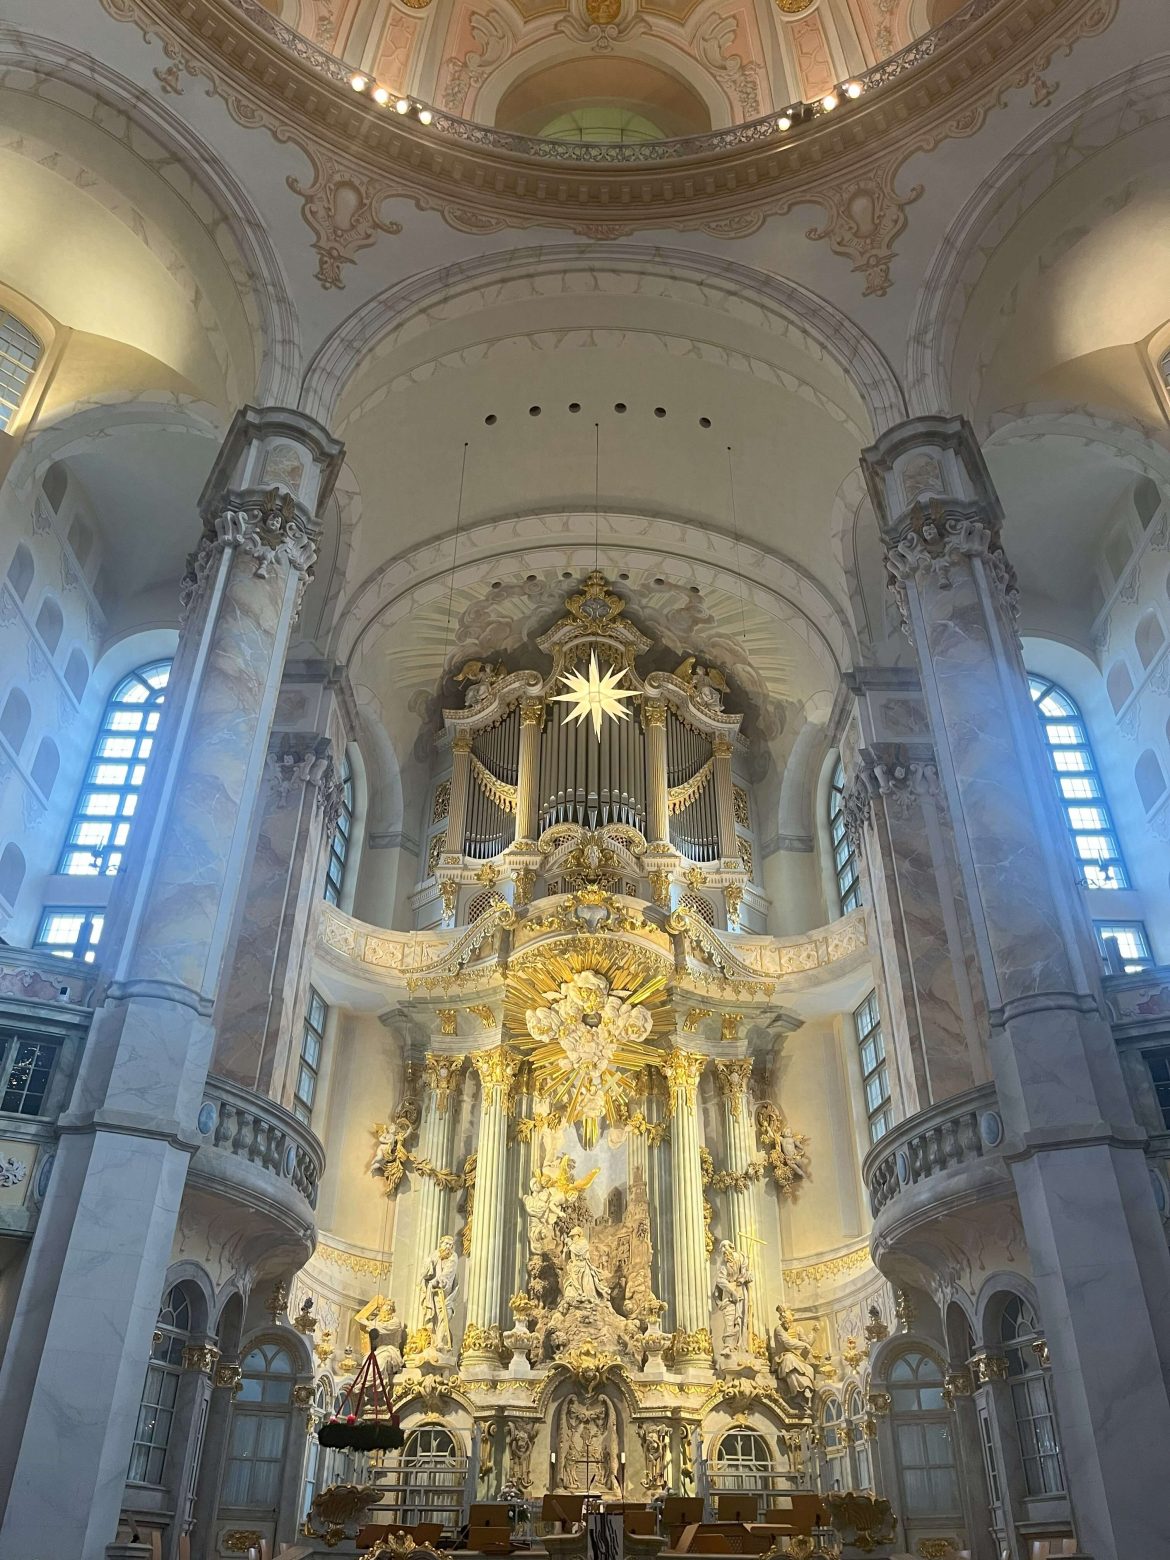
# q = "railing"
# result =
<box><xmin>863</xmin><ymin>1084</ymin><xmax>1002</xmax><ymax>1217</ymax></box>
<box><xmin>198</xmin><ymin>1075</ymin><xmax>324</xmax><ymax>1210</ymax></box>
<box><xmin>228</xmin><ymin>0</ymin><xmax>999</xmax><ymax>165</ymax></box>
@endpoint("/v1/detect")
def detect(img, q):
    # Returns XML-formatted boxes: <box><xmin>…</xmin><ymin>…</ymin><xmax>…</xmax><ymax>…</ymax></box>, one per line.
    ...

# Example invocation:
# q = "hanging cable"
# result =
<box><xmin>594</xmin><ymin>420</ymin><xmax>601</xmax><ymax>574</ymax></box>
<box><xmin>726</xmin><ymin>443</ymin><xmax>749</xmax><ymax>651</ymax></box>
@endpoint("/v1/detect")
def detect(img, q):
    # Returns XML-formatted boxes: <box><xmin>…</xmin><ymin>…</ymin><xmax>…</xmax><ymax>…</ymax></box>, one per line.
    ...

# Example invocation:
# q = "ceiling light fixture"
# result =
<box><xmin>821</xmin><ymin>92</ymin><xmax>838</xmax><ymax>111</ymax></box>
<box><xmin>395</xmin><ymin>98</ymin><xmax>410</xmax><ymax>114</ymax></box>
<box><xmin>845</xmin><ymin>81</ymin><xmax>863</xmax><ymax>98</ymax></box>
<box><xmin>372</xmin><ymin>86</ymin><xmax>390</xmax><ymax>105</ymax></box>
<box><xmin>777</xmin><ymin>114</ymin><xmax>792</xmax><ymax>130</ymax></box>
<box><xmin>350</xmin><ymin>74</ymin><xmax>368</xmax><ymax>91</ymax></box>
<box><xmin>418</xmin><ymin>108</ymin><xmax>433</xmax><ymax>125</ymax></box>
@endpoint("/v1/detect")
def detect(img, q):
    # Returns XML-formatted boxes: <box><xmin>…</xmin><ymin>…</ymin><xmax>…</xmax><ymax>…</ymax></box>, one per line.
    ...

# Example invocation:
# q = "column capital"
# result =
<box><xmin>423</xmin><ymin>1052</ymin><xmax>466</xmax><ymax>1111</ymax></box>
<box><xmin>842</xmin><ymin>742</ymin><xmax>941</xmax><ymax>849</ymax></box>
<box><xmin>713</xmin><ymin>1058</ymin><xmax>753</xmax><ymax>1115</ymax></box>
<box><xmin>641</xmin><ymin>700</ymin><xmax>667</xmax><ymax>728</ymax></box>
<box><xmin>882</xmin><ymin>498</ymin><xmax>1019</xmax><ymax>631</ymax></box>
<box><xmin>658</xmin><ymin>1048</ymin><xmax>707</xmax><ymax>1105</ymax></box>
<box><xmin>471</xmin><ymin>1044</ymin><xmax>520</xmax><ymax>1103</ymax></box>
<box><xmin>711</xmin><ymin>737</ymin><xmax>735</xmax><ymax>758</ymax></box>
<box><xmin>520</xmin><ymin>698</ymin><xmax>546</xmax><ymax>727</ymax></box>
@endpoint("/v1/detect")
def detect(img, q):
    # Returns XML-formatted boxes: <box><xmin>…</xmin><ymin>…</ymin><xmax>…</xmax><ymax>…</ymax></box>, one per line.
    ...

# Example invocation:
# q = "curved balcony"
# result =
<box><xmin>862</xmin><ymin>1084</ymin><xmax>1016</xmax><ymax>1268</ymax></box>
<box><xmin>186</xmin><ymin>1076</ymin><xmax>325</xmax><ymax>1266</ymax></box>
<box><xmin>111</xmin><ymin>0</ymin><xmax>1111</xmax><ymax>240</ymax></box>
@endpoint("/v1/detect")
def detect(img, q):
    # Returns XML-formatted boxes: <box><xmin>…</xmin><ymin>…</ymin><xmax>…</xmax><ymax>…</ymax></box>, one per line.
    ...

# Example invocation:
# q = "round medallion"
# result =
<box><xmin>979</xmin><ymin>1110</ymin><xmax>1003</xmax><ymax>1147</ymax></box>
<box><xmin>35</xmin><ymin>1152</ymin><xmax>55</xmax><ymax>1201</ymax></box>
<box><xmin>896</xmin><ymin>1149</ymin><xmax>910</xmax><ymax>1185</ymax></box>
<box><xmin>284</xmin><ymin>1144</ymin><xmax>297</xmax><ymax>1177</ymax></box>
<box><xmin>197</xmin><ymin>1102</ymin><xmax>217</xmax><ymax>1136</ymax></box>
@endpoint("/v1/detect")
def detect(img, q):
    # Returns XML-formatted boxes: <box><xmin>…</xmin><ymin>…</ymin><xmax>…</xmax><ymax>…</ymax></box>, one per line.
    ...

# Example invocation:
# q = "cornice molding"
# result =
<box><xmin>100</xmin><ymin>0</ymin><xmax>1116</xmax><ymax>285</ymax></box>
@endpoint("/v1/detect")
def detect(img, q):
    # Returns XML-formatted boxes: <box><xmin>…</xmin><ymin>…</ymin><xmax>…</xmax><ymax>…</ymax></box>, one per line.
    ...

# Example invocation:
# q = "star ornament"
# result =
<box><xmin>553</xmin><ymin>651</ymin><xmax>638</xmax><ymax>740</ymax></box>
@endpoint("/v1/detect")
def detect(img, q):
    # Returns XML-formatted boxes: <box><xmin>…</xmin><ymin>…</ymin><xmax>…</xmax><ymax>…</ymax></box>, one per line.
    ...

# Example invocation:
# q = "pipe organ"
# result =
<box><xmin>417</xmin><ymin>574</ymin><xmax>760</xmax><ymax>927</ymax></box>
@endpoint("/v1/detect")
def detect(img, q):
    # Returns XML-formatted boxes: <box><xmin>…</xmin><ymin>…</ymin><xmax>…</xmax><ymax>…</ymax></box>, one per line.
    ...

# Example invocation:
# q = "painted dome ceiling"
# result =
<box><xmin>264</xmin><ymin>0</ymin><xmax>955</xmax><ymax>135</ymax></box>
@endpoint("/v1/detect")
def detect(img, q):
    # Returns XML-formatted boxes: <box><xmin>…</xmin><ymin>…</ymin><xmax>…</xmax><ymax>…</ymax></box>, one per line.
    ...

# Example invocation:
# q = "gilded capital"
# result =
<box><xmin>452</xmin><ymin>734</ymin><xmax>474</xmax><ymax>754</ymax></box>
<box><xmin>642</xmin><ymin>701</ymin><xmax>667</xmax><ymax>728</ymax></box>
<box><xmin>658</xmin><ymin>1048</ymin><xmax>707</xmax><ymax>1104</ymax></box>
<box><xmin>711</xmin><ymin>738</ymin><xmax>734</xmax><ymax>758</ymax></box>
<box><xmin>472</xmin><ymin>1044</ymin><xmax>520</xmax><ymax>1103</ymax></box>
<box><xmin>424</xmin><ymin>1052</ymin><xmax>465</xmax><ymax>1111</ymax></box>
<box><xmin>714</xmin><ymin>1059</ymin><xmax>753</xmax><ymax>1116</ymax></box>
<box><xmin>520</xmin><ymin>699</ymin><xmax>545</xmax><ymax>727</ymax></box>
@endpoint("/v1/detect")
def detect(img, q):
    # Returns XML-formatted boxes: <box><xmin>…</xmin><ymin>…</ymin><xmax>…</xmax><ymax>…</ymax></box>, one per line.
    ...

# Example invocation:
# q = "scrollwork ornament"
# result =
<box><xmin>180</xmin><ymin>487</ymin><xmax>320</xmax><ymax>625</ymax></box>
<box><xmin>882</xmin><ymin>498</ymin><xmax>1020</xmax><ymax>638</ymax></box>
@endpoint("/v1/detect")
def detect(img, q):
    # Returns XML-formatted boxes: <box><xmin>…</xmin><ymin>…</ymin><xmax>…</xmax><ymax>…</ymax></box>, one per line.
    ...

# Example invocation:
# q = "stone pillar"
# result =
<box><xmin>514</xmin><ymin>699</ymin><xmax>545</xmax><ymax>845</ymax></box>
<box><xmin>643</xmin><ymin>701</ymin><xmax>669</xmax><ymax>846</ymax></box>
<box><xmin>841</xmin><ymin>709</ymin><xmax>990</xmax><ymax>1111</ymax></box>
<box><xmin>644</xmin><ymin>1072</ymin><xmax>673</xmax><ymax>1313</ymax></box>
<box><xmin>862</xmin><ymin>414</ymin><xmax>1170</xmax><ymax>1560</ymax></box>
<box><xmin>413</xmin><ymin>1054</ymin><xmax>465</xmax><ymax>1329</ymax></box>
<box><xmin>214</xmin><ymin>667</ymin><xmax>354</xmax><ymax>1098</ymax></box>
<box><xmin>0</xmin><ymin>407</ymin><xmax>342</xmax><ymax>1560</ymax></box>
<box><xmin>462</xmin><ymin>1045</ymin><xmax>518</xmax><ymax>1369</ymax></box>
<box><xmin>713</xmin><ymin>1059</ymin><xmax>765</xmax><ymax>1353</ymax></box>
<box><xmin>712</xmin><ymin>738</ymin><xmax>740</xmax><ymax>865</ymax></box>
<box><xmin>443</xmin><ymin>735</ymin><xmax>474</xmax><ymax>862</ymax></box>
<box><xmin>660</xmin><ymin>1048</ymin><xmax>711</xmax><ymax>1365</ymax></box>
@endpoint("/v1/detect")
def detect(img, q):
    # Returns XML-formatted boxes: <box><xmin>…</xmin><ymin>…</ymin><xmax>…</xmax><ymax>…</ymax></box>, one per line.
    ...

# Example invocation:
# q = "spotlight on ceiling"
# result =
<box><xmin>372</xmin><ymin>86</ymin><xmax>390</xmax><ymax>105</ymax></box>
<box><xmin>821</xmin><ymin>92</ymin><xmax>838</xmax><ymax>111</ymax></box>
<box><xmin>395</xmin><ymin>97</ymin><xmax>410</xmax><ymax>114</ymax></box>
<box><xmin>350</xmin><ymin>74</ymin><xmax>368</xmax><ymax>92</ymax></box>
<box><xmin>777</xmin><ymin>114</ymin><xmax>792</xmax><ymax>131</ymax></box>
<box><xmin>845</xmin><ymin>81</ymin><xmax>863</xmax><ymax>98</ymax></box>
<box><xmin>418</xmin><ymin>108</ymin><xmax>433</xmax><ymax>124</ymax></box>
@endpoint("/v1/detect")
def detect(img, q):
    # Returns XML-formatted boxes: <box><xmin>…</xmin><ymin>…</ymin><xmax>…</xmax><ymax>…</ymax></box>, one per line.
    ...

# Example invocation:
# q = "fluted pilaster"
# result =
<box><xmin>413</xmin><ymin>1054</ymin><xmax>465</xmax><ymax>1328</ymax></box>
<box><xmin>714</xmin><ymin>1059</ymin><xmax>764</xmax><ymax>1352</ymax></box>
<box><xmin>712</xmin><ymin>738</ymin><xmax>740</xmax><ymax>864</ymax></box>
<box><xmin>660</xmin><ymin>1048</ymin><xmax>710</xmax><ymax>1363</ymax></box>
<box><xmin>514</xmin><ymin>699</ymin><xmax>545</xmax><ymax>844</ymax></box>
<box><xmin>462</xmin><ymin>1045</ymin><xmax>519</xmax><ymax>1365</ymax></box>
<box><xmin>643</xmin><ymin>701</ymin><xmax>669</xmax><ymax>846</ymax></box>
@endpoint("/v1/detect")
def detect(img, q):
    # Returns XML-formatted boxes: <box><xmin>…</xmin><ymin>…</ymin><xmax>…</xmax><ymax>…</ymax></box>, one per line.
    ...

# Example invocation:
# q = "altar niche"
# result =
<box><xmin>551</xmin><ymin>1384</ymin><xmax>624</xmax><ymax>1496</ymax></box>
<box><xmin>519</xmin><ymin>1141</ymin><xmax>653</xmax><ymax>1367</ymax></box>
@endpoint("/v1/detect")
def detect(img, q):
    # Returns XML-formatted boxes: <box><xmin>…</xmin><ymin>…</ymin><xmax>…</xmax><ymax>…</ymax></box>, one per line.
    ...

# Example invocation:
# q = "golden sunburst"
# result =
<box><xmin>552</xmin><ymin>650</ymin><xmax>638</xmax><ymax>740</ymax></box>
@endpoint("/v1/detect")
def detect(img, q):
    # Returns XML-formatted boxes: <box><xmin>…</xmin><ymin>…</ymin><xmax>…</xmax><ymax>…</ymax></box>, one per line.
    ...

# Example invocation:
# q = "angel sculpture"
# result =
<box><xmin>369</xmin><ymin>1113</ymin><xmax>414</xmax><ymax>1195</ymax></box>
<box><xmin>454</xmin><ymin>659</ymin><xmax>502</xmax><ymax>708</ymax></box>
<box><xmin>673</xmin><ymin>656</ymin><xmax>729</xmax><ymax>711</ymax></box>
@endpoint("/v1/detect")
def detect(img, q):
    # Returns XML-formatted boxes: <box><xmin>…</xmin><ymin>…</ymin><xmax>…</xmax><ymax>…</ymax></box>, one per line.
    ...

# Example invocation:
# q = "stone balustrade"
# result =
<box><xmin>864</xmin><ymin>1083</ymin><xmax>1003</xmax><ymax>1218</ymax></box>
<box><xmin>194</xmin><ymin>1074</ymin><xmax>325</xmax><ymax>1220</ymax></box>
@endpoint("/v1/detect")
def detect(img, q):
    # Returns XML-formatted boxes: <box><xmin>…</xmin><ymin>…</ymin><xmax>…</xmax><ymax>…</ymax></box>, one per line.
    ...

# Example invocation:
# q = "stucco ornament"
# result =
<box><xmin>524</xmin><ymin>969</ymin><xmax>651</xmax><ymax>1129</ymax></box>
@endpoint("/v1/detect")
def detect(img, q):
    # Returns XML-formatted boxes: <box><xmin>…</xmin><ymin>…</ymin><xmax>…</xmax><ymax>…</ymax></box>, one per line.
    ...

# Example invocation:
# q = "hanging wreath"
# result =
<box><xmin>318</xmin><ymin>1328</ymin><xmax>405</xmax><ymax>1452</ymax></box>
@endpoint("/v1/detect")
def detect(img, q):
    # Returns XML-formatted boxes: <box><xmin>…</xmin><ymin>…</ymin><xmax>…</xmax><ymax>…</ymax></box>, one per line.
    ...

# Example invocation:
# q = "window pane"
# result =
<box><xmin>56</xmin><ymin>662</ymin><xmax>171</xmax><ymax>877</ymax></box>
<box><xmin>1029</xmin><ymin>675</ymin><xmax>1128</xmax><ymax>890</ymax></box>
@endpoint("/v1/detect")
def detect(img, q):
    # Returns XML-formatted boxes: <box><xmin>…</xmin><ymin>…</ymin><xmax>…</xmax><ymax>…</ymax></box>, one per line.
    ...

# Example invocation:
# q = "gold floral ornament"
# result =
<box><xmin>517</xmin><ymin>968</ymin><xmax>662</xmax><ymax>1147</ymax></box>
<box><xmin>553</xmin><ymin>650</ymin><xmax>639</xmax><ymax>741</ymax></box>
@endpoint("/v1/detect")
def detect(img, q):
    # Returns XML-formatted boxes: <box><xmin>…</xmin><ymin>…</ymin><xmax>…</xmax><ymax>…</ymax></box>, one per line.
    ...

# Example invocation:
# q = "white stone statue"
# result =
<box><xmin>772</xmin><ymin>1305</ymin><xmax>816</xmax><ymax>1404</ymax></box>
<box><xmin>637</xmin><ymin>1422</ymin><xmax>669</xmax><ymax>1492</ymax></box>
<box><xmin>562</xmin><ymin>1225</ymin><xmax>610</xmax><ymax>1307</ymax></box>
<box><xmin>420</xmin><ymin>1235</ymin><xmax>459</xmax><ymax>1357</ymax></box>
<box><xmin>556</xmin><ymin>1392</ymin><xmax>619</xmax><ymax>1493</ymax></box>
<box><xmin>712</xmin><ymin>1239</ymin><xmax>752</xmax><ymax>1358</ymax></box>
<box><xmin>777</xmin><ymin>1126</ymin><xmax>808</xmax><ymax>1182</ymax></box>
<box><xmin>523</xmin><ymin>1176</ymin><xmax>559</xmax><ymax>1258</ymax></box>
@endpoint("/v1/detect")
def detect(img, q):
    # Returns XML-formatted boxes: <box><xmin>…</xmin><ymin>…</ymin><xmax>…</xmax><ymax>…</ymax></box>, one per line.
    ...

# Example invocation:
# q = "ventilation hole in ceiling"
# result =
<box><xmin>690</xmin><ymin>585</ymin><xmax>701</xmax><ymax>593</ymax></box>
<box><xmin>529</xmin><ymin>405</ymin><xmax>541</xmax><ymax>416</ymax></box>
<box><xmin>569</xmin><ymin>402</ymin><xmax>581</xmax><ymax>413</ymax></box>
<box><xmin>654</xmin><ymin>407</ymin><xmax>666</xmax><ymax>418</ymax></box>
<box><xmin>654</xmin><ymin>576</ymin><xmax>665</xmax><ymax>586</ymax></box>
<box><xmin>562</xmin><ymin>571</ymin><xmax>573</xmax><ymax>579</ymax></box>
<box><xmin>614</xmin><ymin>402</ymin><xmax>627</xmax><ymax>413</ymax></box>
<box><xmin>485</xmin><ymin>414</ymin><xmax>497</xmax><ymax>425</ymax></box>
<box><xmin>491</xmin><ymin>580</ymin><xmax>502</xmax><ymax>589</ymax></box>
<box><xmin>619</xmin><ymin>572</ymin><xmax>630</xmax><ymax>581</ymax></box>
<box><xmin>526</xmin><ymin>573</ymin><xmax>537</xmax><ymax>581</ymax></box>
<box><xmin>699</xmin><ymin>417</ymin><xmax>711</xmax><ymax>428</ymax></box>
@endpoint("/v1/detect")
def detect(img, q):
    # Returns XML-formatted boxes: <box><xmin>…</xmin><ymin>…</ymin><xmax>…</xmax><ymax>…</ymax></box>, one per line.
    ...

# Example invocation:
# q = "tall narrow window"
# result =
<box><xmin>59</xmin><ymin>661</ymin><xmax>171</xmax><ymax>877</ymax></box>
<box><xmin>829</xmin><ymin>760</ymin><xmax>860</xmax><ymax>913</ymax></box>
<box><xmin>128</xmin><ymin>1285</ymin><xmax>193</xmax><ymax>1485</ymax></box>
<box><xmin>1028</xmin><ymin>676</ymin><xmax>1127</xmax><ymax>889</ymax></box>
<box><xmin>1000</xmin><ymin>1297</ymin><xmax>1064</xmax><ymax>1496</ymax></box>
<box><xmin>222</xmin><ymin>1342</ymin><xmax>295</xmax><ymax>1509</ymax></box>
<box><xmin>1094</xmin><ymin>920</ymin><xmax>1153</xmax><ymax>975</ymax></box>
<box><xmin>295</xmin><ymin>988</ymin><xmax>327</xmax><ymax>1125</ymax></box>
<box><xmin>854</xmin><ymin>991</ymin><xmax>892</xmax><ymax>1143</ymax></box>
<box><xmin>322</xmin><ymin>754</ymin><xmax>353</xmax><ymax>906</ymax></box>
<box><xmin>0</xmin><ymin>310</ymin><xmax>42</xmax><ymax>431</ymax></box>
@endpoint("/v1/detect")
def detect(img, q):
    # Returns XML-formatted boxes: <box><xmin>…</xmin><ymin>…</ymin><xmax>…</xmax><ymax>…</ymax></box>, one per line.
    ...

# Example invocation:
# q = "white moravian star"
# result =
<box><xmin>553</xmin><ymin>650</ymin><xmax>639</xmax><ymax>740</ymax></box>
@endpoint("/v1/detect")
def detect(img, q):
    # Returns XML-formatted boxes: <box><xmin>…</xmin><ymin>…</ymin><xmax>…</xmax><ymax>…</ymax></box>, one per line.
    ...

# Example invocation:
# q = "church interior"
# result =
<box><xmin>0</xmin><ymin>0</ymin><xmax>1168</xmax><ymax>1556</ymax></box>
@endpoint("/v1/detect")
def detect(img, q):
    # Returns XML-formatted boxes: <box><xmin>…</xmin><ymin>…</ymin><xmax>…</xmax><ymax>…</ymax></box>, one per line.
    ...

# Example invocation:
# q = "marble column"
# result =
<box><xmin>214</xmin><ymin>665</ymin><xmax>354</xmax><ymax>1098</ymax></box>
<box><xmin>643</xmin><ymin>701</ymin><xmax>669</xmax><ymax>846</ymax></box>
<box><xmin>0</xmin><ymin>407</ymin><xmax>343</xmax><ymax>1560</ymax></box>
<box><xmin>862</xmin><ymin>414</ymin><xmax>1170</xmax><ymax>1560</ymax></box>
<box><xmin>841</xmin><ymin>698</ymin><xmax>989</xmax><ymax>1110</ymax></box>
<box><xmin>514</xmin><ymin>699</ymin><xmax>545</xmax><ymax>846</ymax></box>
<box><xmin>462</xmin><ymin>1045</ymin><xmax>518</xmax><ymax>1369</ymax></box>
<box><xmin>712</xmin><ymin>738</ymin><xmax>740</xmax><ymax>866</ymax></box>
<box><xmin>413</xmin><ymin>1054</ymin><xmax>465</xmax><ymax>1330</ymax></box>
<box><xmin>713</xmin><ymin>1059</ymin><xmax>765</xmax><ymax>1353</ymax></box>
<box><xmin>660</xmin><ymin>1048</ymin><xmax>711</xmax><ymax>1365</ymax></box>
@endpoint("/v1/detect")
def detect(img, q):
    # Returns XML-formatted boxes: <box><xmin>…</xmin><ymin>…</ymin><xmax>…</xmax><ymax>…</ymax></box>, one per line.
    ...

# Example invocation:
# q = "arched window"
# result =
<box><xmin>64</xmin><ymin>648</ymin><xmax>89</xmax><ymax>701</ymax></box>
<box><xmin>400</xmin><ymin>1424</ymin><xmax>461</xmax><ymax>1526</ymax></box>
<box><xmin>888</xmin><ymin>1350</ymin><xmax>959</xmax><ymax>1521</ymax></box>
<box><xmin>0</xmin><ymin>842</ymin><xmax>25</xmax><ymax>906</ymax></box>
<box><xmin>30</xmin><ymin>737</ymin><xmax>58</xmax><ymax>799</ymax></box>
<box><xmin>222</xmin><ymin>1341</ymin><xmax>296</xmax><ymax>1510</ymax></box>
<box><xmin>0</xmin><ymin>310</ymin><xmax>42</xmax><ymax>431</ymax></box>
<box><xmin>34</xmin><ymin>596</ymin><xmax>63</xmax><ymax>655</ymax></box>
<box><xmin>711</xmin><ymin>1428</ymin><xmax>773</xmax><ymax>1493</ymax></box>
<box><xmin>845</xmin><ymin>1388</ymin><xmax>872</xmax><ymax>1491</ymax></box>
<box><xmin>1136</xmin><ymin>610</ymin><xmax>1165</xmax><ymax>670</ymax></box>
<box><xmin>6</xmin><ymin>543</ymin><xmax>34</xmax><ymax>601</ymax></box>
<box><xmin>128</xmin><ymin>1284</ymin><xmax>194</xmax><ymax>1486</ymax></box>
<box><xmin>0</xmin><ymin>688</ymin><xmax>31</xmax><ymax>756</ymax></box>
<box><xmin>322</xmin><ymin>754</ymin><xmax>353</xmax><ymax>906</ymax></box>
<box><xmin>829</xmin><ymin>760</ymin><xmax>860</xmax><ymax>914</ymax></box>
<box><xmin>58</xmin><ymin>661</ymin><xmax>171</xmax><ymax>876</ymax></box>
<box><xmin>1028</xmin><ymin>676</ymin><xmax>1128</xmax><ymax>890</ymax></box>
<box><xmin>1000</xmin><ymin>1297</ymin><xmax>1064</xmax><ymax>1497</ymax></box>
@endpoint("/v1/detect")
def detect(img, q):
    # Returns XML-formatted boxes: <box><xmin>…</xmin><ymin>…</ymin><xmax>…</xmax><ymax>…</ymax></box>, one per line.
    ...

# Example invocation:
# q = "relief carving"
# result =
<box><xmin>287</xmin><ymin>146</ymin><xmax>403</xmax><ymax>290</ymax></box>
